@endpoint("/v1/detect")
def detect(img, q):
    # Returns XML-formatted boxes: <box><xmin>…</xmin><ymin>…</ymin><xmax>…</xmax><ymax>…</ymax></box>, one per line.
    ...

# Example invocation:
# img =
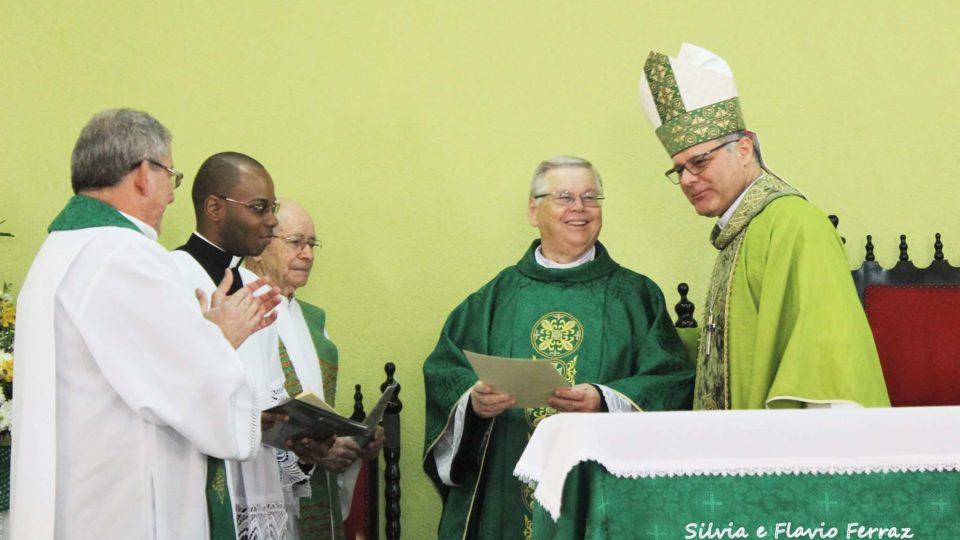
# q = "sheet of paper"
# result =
<box><xmin>464</xmin><ymin>350</ymin><xmax>570</xmax><ymax>409</ymax></box>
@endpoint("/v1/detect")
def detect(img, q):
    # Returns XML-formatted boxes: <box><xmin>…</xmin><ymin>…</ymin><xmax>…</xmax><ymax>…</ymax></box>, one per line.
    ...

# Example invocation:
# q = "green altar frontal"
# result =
<box><xmin>515</xmin><ymin>407</ymin><xmax>960</xmax><ymax>540</ymax></box>
<box><xmin>532</xmin><ymin>461</ymin><xmax>958</xmax><ymax>539</ymax></box>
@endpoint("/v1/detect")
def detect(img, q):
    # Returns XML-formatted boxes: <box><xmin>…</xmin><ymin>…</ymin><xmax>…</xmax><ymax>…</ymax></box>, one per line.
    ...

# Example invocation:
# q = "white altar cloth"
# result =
<box><xmin>513</xmin><ymin>406</ymin><xmax>960</xmax><ymax>520</ymax></box>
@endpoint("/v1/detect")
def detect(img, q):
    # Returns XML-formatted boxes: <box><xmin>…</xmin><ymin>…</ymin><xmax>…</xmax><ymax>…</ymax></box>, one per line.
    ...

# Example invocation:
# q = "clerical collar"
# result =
<box><xmin>118</xmin><ymin>211</ymin><xmax>157</xmax><ymax>240</ymax></box>
<box><xmin>534</xmin><ymin>245</ymin><xmax>596</xmax><ymax>269</ymax></box>
<box><xmin>517</xmin><ymin>240</ymin><xmax>619</xmax><ymax>283</ymax></box>
<box><xmin>192</xmin><ymin>232</ymin><xmax>243</xmax><ymax>268</ymax></box>
<box><xmin>716</xmin><ymin>173</ymin><xmax>763</xmax><ymax>230</ymax></box>
<box><xmin>175</xmin><ymin>232</ymin><xmax>245</xmax><ymax>294</ymax></box>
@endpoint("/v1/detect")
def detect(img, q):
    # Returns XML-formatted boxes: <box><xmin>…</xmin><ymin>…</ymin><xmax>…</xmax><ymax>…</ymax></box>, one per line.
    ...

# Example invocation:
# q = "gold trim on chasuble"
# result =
<box><xmin>694</xmin><ymin>235</ymin><xmax>743</xmax><ymax>410</ymax></box>
<box><xmin>523</xmin><ymin>311</ymin><xmax>582</xmax><ymax>539</ymax></box>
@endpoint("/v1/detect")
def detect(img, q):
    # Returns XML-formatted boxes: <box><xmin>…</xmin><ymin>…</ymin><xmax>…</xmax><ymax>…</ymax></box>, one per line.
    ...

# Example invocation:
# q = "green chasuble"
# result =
<box><xmin>422</xmin><ymin>240</ymin><xmax>694</xmax><ymax>540</ymax></box>
<box><xmin>695</xmin><ymin>173</ymin><xmax>890</xmax><ymax>410</ymax></box>
<box><xmin>293</xmin><ymin>300</ymin><xmax>346</xmax><ymax>540</ymax></box>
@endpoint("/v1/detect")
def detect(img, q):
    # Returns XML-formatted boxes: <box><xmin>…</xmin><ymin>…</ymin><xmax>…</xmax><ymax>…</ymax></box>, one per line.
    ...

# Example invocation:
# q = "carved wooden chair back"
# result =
<box><xmin>847</xmin><ymin>227</ymin><xmax>960</xmax><ymax>407</ymax></box>
<box><xmin>342</xmin><ymin>363</ymin><xmax>402</xmax><ymax>539</ymax></box>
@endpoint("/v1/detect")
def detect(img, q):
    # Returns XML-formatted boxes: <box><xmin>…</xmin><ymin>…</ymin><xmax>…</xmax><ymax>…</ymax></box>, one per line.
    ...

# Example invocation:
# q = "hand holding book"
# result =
<box><xmin>261</xmin><ymin>382</ymin><xmax>398</xmax><ymax>451</ymax></box>
<box><xmin>286</xmin><ymin>434</ymin><xmax>335</xmax><ymax>465</ymax></box>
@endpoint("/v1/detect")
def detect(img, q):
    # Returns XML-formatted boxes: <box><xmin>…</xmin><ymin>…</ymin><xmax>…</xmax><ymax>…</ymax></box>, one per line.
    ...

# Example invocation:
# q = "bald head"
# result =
<box><xmin>275</xmin><ymin>198</ymin><xmax>310</xmax><ymax>228</ymax></box>
<box><xmin>191</xmin><ymin>151</ymin><xmax>266</xmax><ymax>220</ymax></box>
<box><xmin>245</xmin><ymin>198</ymin><xmax>318</xmax><ymax>296</ymax></box>
<box><xmin>190</xmin><ymin>151</ymin><xmax>279</xmax><ymax>256</ymax></box>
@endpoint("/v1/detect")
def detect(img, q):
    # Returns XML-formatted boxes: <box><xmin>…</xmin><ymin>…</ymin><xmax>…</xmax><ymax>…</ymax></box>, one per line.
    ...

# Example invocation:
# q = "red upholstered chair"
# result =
<box><xmin>851</xmin><ymin>232</ymin><xmax>960</xmax><ymax>406</ymax></box>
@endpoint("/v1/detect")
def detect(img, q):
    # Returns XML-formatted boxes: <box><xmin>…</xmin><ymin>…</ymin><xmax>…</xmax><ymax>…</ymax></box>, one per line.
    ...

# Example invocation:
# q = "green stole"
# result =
<box><xmin>48</xmin><ymin>195</ymin><xmax>238</xmax><ymax>538</ymax></box>
<box><xmin>285</xmin><ymin>300</ymin><xmax>345</xmax><ymax>540</ymax></box>
<box><xmin>48</xmin><ymin>194</ymin><xmax>141</xmax><ymax>233</ymax></box>
<box><xmin>694</xmin><ymin>173</ymin><xmax>802</xmax><ymax>410</ymax></box>
<box><xmin>205</xmin><ymin>460</ymin><xmax>235</xmax><ymax>540</ymax></box>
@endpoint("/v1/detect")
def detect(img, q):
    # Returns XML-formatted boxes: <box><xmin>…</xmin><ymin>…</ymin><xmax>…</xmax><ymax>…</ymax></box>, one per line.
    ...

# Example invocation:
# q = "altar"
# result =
<box><xmin>514</xmin><ymin>407</ymin><xmax>960</xmax><ymax>539</ymax></box>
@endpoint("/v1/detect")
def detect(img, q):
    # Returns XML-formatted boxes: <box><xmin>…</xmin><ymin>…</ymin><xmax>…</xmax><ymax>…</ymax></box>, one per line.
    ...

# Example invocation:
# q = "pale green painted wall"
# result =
<box><xmin>2</xmin><ymin>2</ymin><xmax>959</xmax><ymax>538</ymax></box>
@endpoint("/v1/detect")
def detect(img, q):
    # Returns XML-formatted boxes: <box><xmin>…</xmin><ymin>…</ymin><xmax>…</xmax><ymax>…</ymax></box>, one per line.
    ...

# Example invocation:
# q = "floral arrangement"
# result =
<box><xmin>0</xmin><ymin>220</ymin><xmax>13</xmax><ymax>447</ymax></box>
<box><xmin>0</xmin><ymin>282</ymin><xmax>13</xmax><ymax>445</ymax></box>
<box><xmin>0</xmin><ymin>224</ymin><xmax>13</xmax><ymax>518</ymax></box>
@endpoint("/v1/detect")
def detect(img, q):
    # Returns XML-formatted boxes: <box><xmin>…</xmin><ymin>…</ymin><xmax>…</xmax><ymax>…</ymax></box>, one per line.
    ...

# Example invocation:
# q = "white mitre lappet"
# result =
<box><xmin>638</xmin><ymin>43</ymin><xmax>747</xmax><ymax>157</ymax></box>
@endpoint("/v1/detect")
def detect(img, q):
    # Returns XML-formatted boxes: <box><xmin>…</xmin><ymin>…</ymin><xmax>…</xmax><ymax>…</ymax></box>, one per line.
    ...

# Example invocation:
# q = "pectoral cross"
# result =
<box><xmin>704</xmin><ymin>312</ymin><xmax>717</xmax><ymax>360</ymax></box>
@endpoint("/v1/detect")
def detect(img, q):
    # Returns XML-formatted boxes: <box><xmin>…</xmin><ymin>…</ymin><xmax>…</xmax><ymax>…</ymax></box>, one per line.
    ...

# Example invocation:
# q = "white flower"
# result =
<box><xmin>0</xmin><ymin>351</ymin><xmax>11</xmax><ymax>383</ymax></box>
<box><xmin>0</xmin><ymin>397</ymin><xmax>11</xmax><ymax>431</ymax></box>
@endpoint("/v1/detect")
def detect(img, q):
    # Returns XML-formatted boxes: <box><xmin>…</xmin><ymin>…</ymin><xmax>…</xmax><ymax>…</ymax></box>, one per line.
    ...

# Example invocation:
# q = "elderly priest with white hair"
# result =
<box><xmin>245</xmin><ymin>197</ymin><xmax>385</xmax><ymax>539</ymax></box>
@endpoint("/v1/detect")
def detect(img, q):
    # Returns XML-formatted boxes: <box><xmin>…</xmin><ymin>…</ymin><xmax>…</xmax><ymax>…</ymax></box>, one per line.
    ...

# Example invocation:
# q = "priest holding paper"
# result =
<box><xmin>422</xmin><ymin>155</ymin><xmax>694</xmax><ymax>539</ymax></box>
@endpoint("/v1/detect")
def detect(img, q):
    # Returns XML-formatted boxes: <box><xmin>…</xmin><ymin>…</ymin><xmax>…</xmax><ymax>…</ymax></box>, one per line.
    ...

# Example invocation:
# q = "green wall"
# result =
<box><xmin>3</xmin><ymin>2</ymin><xmax>959</xmax><ymax>537</ymax></box>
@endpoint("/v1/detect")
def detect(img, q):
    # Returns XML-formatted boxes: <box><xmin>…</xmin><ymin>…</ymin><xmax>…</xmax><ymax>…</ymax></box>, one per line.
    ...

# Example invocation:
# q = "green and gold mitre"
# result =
<box><xmin>639</xmin><ymin>43</ymin><xmax>746</xmax><ymax>156</ymax></box>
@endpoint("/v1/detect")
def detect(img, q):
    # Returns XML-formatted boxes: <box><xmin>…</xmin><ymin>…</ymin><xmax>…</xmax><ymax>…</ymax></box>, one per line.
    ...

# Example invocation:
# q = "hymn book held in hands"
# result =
<box><xmin>261</xmin><ymin>382</ymin><xmax>398</xmax><ymax>449</ymax></box>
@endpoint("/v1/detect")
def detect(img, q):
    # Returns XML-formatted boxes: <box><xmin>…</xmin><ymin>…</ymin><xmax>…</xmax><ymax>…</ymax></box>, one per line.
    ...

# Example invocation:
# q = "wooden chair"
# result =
<box><xmin>848</xmin><ymin>229</ymin><xmax>960</xmax><ymax>406</ymax></box>
<box><xmin>342</xmin><ymin>363</ymin><xmax>402</xmax><ymax>539</ymax></box>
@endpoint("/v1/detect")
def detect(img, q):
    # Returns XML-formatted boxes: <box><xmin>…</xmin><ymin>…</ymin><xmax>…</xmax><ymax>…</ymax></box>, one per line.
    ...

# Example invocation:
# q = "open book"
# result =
<box><xmin>261</xmin><ymin>382</ymin><xmax>398</xmax><ymax>449</ymax></box>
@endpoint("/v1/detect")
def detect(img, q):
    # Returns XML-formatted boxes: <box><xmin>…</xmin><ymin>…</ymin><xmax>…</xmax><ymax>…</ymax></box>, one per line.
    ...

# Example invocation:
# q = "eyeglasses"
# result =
<box><xmin>273</xmin><ymin>235</ymin><xmax>321</xmax><ymax>251</ymax></box>
<box><xmin>216</xmin><ymin>195</ymin><xmax>280</xmax><ymax>215</ymax></box>
<box><xmin>129</xmin><ymin>159</ymin><xmax>184</xmax><ymax>189</ymax></box>
<box><xmin>532</xmin><ymin>191</ymin><xmax>605</xmax><ymax>208</ymax></box>
<box><xmin>664</xmin><ymin>139</ymin><xmax>739</xmax><ymax>185</ymax></box>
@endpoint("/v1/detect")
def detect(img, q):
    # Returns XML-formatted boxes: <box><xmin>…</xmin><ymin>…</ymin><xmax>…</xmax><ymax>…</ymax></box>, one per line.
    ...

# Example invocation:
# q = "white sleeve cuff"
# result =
<box><xmin>596</xmin><ymin>384</ymin><xmax>639</xmax><ymax>413</ymax></box>
<box><xmin>806</xmin><ymin>401</ymin><xmax>863</xmax><ymax>409</ymax></box>
<box><xmin>432</xmin><ymin>390</ymin><xmax>472</xmax><ymax>486</ymax></box>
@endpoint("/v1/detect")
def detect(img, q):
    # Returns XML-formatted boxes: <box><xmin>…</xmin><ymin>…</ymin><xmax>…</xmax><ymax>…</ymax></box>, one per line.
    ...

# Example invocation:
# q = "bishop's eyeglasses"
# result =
<box><xmin>663</xmin><ymin>139</ymin><xmax>738</xmax><ymax>185</ymax></box>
